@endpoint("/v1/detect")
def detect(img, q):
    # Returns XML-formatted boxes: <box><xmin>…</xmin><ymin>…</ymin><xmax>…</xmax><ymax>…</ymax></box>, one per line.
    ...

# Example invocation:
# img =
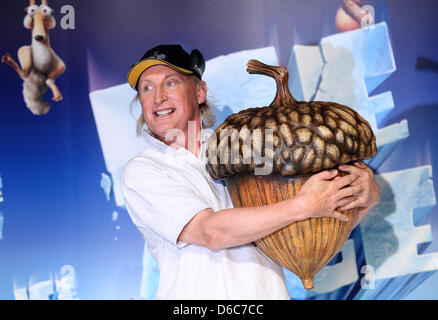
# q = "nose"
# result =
<box><xmin>34</xmin><ymin>35</ymin><xmax>44</xmax><ymax>41</ymax></box>
<box><xmin>154</xmin><ymin>85</ymin><xmax>167</xmax><ymax>105</ymax></box>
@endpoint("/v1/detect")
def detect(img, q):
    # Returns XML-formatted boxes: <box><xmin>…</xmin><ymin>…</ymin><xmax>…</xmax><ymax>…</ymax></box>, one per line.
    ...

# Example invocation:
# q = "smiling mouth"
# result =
<box><xmin>153</xmin><ymin>108</ymin><xmax>176</xmax><ymax>117</ymax></box>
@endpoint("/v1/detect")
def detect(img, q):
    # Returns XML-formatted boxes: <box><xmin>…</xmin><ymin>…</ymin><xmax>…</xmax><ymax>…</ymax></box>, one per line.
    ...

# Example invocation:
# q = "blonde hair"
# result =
<box><xmin>130</xmin><ymin>77</ymin><xmax>216</xmax><ymax>136</ymax></box>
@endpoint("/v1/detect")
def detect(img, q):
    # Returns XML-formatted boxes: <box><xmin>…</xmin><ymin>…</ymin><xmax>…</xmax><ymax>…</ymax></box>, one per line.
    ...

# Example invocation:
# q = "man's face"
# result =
<box><xmin>138</xmin><ymin>65</ymin><xmax>207</xmax><ymax>142</ymax></box>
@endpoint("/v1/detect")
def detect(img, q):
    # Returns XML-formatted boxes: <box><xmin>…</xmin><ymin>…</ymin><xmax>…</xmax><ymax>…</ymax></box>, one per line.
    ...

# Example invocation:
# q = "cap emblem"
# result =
<box><xmin>150</xmin><ymin>51</ymin><xmax>166</xmax><ymax>60</ymax></box>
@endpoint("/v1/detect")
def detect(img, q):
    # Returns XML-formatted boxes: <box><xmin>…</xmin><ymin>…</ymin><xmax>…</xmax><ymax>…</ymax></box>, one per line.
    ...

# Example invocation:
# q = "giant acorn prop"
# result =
<box><xmin>205</xmin><ymin>60</ymin><xmax>377</xmax><ymax>290</ymax></box>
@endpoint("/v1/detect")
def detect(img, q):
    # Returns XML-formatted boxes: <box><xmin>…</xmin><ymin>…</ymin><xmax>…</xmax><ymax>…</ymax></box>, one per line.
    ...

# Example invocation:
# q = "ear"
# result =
<box><xmin>23</xmin><ymin>14</ymin><xmax>33</xmax><ymax>29</ymax></box>
<box><xmin>46</xmin><ymin>15</ymin><xmax>56</xmax><ymax>29</ymax></box>
<box><xmin>197</xmin><ymin>80</ymin><xmax>207</xmax><ymax>105</ymax></box>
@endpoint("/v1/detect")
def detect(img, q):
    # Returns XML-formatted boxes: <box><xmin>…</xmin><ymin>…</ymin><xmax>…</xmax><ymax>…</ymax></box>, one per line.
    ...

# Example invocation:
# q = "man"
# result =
<box><xmin>121</xmin><ymin>44</ymin><xmax>380</xmax><ymax>299</ymax></box>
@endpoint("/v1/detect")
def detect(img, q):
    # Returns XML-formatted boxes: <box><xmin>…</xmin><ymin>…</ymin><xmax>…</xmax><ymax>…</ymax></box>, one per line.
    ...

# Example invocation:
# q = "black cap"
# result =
<box><xmin>126</xmin><ymin>44</ymin><xmax>205</xmax><ymax>90</ymax></box>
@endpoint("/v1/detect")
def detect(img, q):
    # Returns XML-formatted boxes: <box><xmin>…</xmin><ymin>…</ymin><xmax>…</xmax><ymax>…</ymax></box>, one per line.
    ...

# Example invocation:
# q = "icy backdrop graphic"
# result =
<box><xmin>89</xmin><ymin>22</ymin><xmax>437</xmax><ymax>299</ymax></box>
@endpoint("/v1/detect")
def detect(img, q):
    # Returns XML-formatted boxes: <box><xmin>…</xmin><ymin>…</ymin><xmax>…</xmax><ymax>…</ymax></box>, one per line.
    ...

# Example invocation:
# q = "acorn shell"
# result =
<box><xmin>205</xmin><ymin>59</ymin><xmax>377</xmax><ymax>180</ymax></box>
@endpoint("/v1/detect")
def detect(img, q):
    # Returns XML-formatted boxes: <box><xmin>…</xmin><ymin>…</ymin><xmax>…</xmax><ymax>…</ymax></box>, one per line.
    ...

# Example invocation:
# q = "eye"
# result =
<box><xmin>26</xmin><ymin>5</ymin><xmax>38</xmax><ymax>16</ymax></box>
<box><xmin>166</xmin><ymin>77</ymin><xmax>181</xmax><ymax>88</ymax></box>
<box><xmin>40</xmin><ymin>5</ymin><xmax>52</xmax><ymax>16</ymax></box>
<box><xmin>143</xmin><ymin>85</ymin><xmax>153</xmax><ymax>92</ymax></box>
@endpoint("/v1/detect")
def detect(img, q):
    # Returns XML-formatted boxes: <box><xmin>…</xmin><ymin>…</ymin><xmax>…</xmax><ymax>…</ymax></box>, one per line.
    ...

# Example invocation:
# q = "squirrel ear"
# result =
<box><xmin>190</xmin><ymin>49</ymin><xmax>205</xmax><ymax>78</ymax></box>
<box><xmin>23</xmin><ymin>14</ymin><xmax>33</xmax><ymax>29</ymax></box>
<box><xmin>46</xmin><ymin>15</ymin><xmax>56</xmax><ymax>29</ymax></box>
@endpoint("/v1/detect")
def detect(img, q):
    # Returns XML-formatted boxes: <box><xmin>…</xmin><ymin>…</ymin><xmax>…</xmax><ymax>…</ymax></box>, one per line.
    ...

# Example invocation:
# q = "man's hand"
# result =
<box><xmin>295</xmin><ymin>169</ymin><xmax>362</xmax><ymax>222</ymax></box>
<box><xmin>295</xmin><ymin>162</ymin><xmax>380</xmax><ymax>228</ymax></box>
<box><xmin>335</xmin><ymin>161</ymin><xmax>381</xmax><ymax>229</ymax></box>
<box><xmin>337</xmin><ymin>162</ymin><xmax>381</xmax><ymax>211</ymax></box>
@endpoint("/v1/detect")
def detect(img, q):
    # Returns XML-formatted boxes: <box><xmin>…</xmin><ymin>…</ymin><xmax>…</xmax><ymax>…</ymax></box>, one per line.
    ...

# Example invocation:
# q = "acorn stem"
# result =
<box><xmin>246</xmin><ymin>59</ymin><xmax>297</xmax><ymax>107</ymax></box>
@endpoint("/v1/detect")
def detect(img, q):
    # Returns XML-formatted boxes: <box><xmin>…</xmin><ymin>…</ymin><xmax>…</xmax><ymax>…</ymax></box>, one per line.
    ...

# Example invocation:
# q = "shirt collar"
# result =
<box><xmin>142</xmin><ymin>127</ymin><xmax>214</xmax><ymax>163</ymax></box>
<box><xmin>143</xmin><ymin>129</ymin><xmax>176</xmax><ymax>154</ymax></box>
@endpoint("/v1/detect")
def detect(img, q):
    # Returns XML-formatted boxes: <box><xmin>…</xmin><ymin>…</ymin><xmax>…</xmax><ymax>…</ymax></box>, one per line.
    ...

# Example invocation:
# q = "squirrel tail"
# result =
<box><xmin>23</xmin><ymin>70</ymin><xmax>50</xmax><ymax>115</ymax></box>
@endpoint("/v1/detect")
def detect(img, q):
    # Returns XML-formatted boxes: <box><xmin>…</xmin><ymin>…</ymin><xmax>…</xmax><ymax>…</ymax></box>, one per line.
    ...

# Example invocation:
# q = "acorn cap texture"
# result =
<box><xmin>205</xmin><ymin>60</ymin><xmax>377</xmax><ymax>180</ymax></box>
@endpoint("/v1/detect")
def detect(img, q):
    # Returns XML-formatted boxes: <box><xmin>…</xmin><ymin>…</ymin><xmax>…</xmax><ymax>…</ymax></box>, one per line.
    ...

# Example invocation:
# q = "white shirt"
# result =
<box><xmin>121</xmin><ymin>130</ymin><xmax>290</xmax><ymax>300</ymax></box>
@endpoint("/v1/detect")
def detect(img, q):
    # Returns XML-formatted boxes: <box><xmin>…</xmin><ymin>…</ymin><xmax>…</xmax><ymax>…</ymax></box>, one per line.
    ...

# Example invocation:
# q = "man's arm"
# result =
<box><xmin>179</xmin><ymin>169</ymin><xmax>363</xmax><ymax>251</ymax></box>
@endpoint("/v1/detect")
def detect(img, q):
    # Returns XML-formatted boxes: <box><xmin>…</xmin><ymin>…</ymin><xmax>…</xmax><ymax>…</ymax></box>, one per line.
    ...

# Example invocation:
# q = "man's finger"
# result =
<box><xmin>313</xmin><ymin>169</ymin><xmax>338</xmax><ymax>181</ymax></box>
<box><xmin>340</xmin><ymin>198</ymin><xmax>363</xmax><ymax>211</ymax></box>
<box><xmin>334</xmin><ymin>173</ymin><xmax>358</xmax><ymax>189</ymax></box>
<box><xmin>352</xmin><ymin>162</ymin><xmax>375</xmax><ymax>179</ymax></box>
<box><xmin>330</xmin><ymin>211</ymin><xmax>349</xmax><ymax>222</ymax></box>
<box><xmin>336</xmin><ymin>195</ymin><xmax>357</xmax><ymax>208</ymax></box>
<box><xmin>336</xmin><ymin>183</ymin><xmax>364</xmax><ymax>200</ymax></box>
<box><xmin>354</xmin><ymin>161</ymin><xmax>367</xmax><ymax>169</ymax></box>
<box><xmin>338</xmin><ymin>164</ymin><xmax>362</xmax><ymax>176</ymax></box>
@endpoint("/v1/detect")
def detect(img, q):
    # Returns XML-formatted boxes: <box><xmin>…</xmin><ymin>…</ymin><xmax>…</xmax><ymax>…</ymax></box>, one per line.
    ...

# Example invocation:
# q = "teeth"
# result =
<box><xmin>156</xmin><ymin>109</ymin><xmax>174</xmax><ymax>116</ymax></box>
